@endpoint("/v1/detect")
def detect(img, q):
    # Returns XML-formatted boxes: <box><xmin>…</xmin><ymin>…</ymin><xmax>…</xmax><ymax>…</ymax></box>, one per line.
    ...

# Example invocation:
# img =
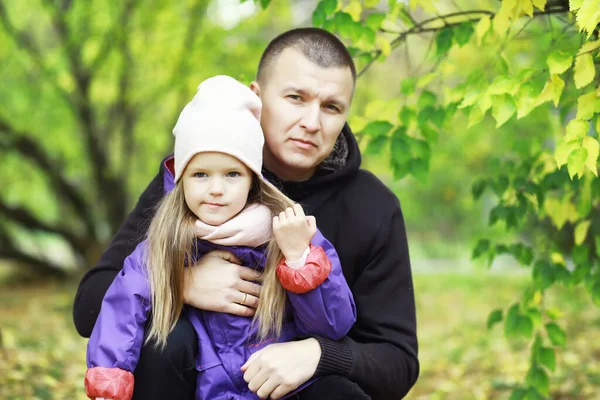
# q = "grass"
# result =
<box><xmin>0</xmin><ymin>270</ymin><xmax>599</xmax><ymax>399</ymax></box>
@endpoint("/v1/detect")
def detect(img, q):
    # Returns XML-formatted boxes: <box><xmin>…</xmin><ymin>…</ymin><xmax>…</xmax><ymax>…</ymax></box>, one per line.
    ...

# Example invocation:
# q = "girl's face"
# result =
<box><xmin>182</xmin><ymin>152</ymin><xmax>253</xmax><ymax>226</ymax></box>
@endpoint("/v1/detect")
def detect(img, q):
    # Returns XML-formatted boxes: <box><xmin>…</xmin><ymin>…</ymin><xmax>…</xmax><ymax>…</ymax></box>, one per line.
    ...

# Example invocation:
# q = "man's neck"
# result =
<box><xmin>263</xmin><ymin>156</ymin><xmax>314</xmax><ymax>183</ymax></box>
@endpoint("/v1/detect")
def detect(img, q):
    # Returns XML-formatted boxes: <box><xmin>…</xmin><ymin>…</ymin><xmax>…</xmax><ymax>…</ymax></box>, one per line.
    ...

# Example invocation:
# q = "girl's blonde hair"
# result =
<box><xmin>145</xmin><ymin>175</ymin><xmax>295</xmax><ymax>348</ymax></box>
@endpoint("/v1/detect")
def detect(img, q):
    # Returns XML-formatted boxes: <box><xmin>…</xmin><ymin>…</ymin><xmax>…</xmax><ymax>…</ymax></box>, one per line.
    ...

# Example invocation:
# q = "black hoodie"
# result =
<box><xmin>73</xmin><ymin>124</ymin><xmax>419</xmax><ymax>399</ymax></box>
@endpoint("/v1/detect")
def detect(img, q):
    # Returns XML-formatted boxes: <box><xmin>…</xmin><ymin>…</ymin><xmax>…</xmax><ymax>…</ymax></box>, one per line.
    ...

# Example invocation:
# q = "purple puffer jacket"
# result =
<box><xmin>86</xmin><ymin>162</ymin><xmax>357</xmax><ymax>400</ymax></box>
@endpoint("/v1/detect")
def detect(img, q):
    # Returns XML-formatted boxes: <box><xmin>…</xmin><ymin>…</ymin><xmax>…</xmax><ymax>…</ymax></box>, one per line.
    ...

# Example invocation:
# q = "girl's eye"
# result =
<box><xmin>227</xmin><ymin>172</ymin><xmax>241</xmax><ymax>177</ymax></box>
<box><xmin>194</xmin><ymin>172</ymin><xmax>207</xmax><ymax>178</ymax></box>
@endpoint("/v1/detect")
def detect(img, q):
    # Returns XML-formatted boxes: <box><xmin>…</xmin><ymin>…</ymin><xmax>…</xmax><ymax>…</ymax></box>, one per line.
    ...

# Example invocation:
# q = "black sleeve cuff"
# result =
<box><xmin>313</xmin><ymin>335</ymin><xmax>353</xmax><ymax>377</ymax></box>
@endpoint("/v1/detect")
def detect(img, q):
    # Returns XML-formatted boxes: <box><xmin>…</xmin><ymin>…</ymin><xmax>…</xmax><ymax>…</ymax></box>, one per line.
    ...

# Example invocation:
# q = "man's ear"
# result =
<box><xmin>249</xmin><ymin>81</ymin><xmax>260</xmax><ymax>97</ymax></box>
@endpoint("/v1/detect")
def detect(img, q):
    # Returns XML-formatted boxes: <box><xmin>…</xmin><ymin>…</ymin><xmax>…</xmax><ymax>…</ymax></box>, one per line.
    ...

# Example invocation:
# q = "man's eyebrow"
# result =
<box><xmin>283</xmin><ymin>86</ymin><xmax>348</xmax><ymax>110</ymax></box>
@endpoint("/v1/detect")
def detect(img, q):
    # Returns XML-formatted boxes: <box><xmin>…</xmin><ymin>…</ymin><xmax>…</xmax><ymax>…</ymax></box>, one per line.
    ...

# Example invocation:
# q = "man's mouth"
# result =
<box><xmin>291</xmin><ymin>138</ymin><xmax>317</xmax><ymax>149</ymax></box>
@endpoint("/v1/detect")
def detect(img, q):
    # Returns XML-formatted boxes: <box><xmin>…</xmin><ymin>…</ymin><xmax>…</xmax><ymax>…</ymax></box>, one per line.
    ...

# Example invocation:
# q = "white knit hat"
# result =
<box><xmin>172</xmin><ymin>75</ymin><xmax>265</xmax><ymax>182</ymax></box>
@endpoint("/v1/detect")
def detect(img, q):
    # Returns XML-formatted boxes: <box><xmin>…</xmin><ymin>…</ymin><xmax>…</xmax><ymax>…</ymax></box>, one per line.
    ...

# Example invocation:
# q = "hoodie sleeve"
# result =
<box><xmin>312</xmin><ymin>208</ymin><xmax>419</xmax><ymax>400</ymax></box>
<box><xmin>85</xmin><ymin>242</ymin><xmax>152</xmax><ymax>399</ymax></box>
<box><xmin>280</xmin><ymin>229</ymin><xmax>356</xmax><ymax>340</ymax></box>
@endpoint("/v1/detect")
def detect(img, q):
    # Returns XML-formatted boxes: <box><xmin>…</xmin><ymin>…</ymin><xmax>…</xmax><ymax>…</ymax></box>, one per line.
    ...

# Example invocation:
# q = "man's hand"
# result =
<box><xmin>183</xmin><ymin>250</ymin><xmax>262</xmax><ymax>316</ymax></box>
<box><xmin>241</xmin><ymin>339</ymin><xmax>321</xmax><ymax>399</ymax></box>
<box><xmin>273</xmin><ymin>204</ymin><xmax>317</xmax><ymax>261</ymax></box>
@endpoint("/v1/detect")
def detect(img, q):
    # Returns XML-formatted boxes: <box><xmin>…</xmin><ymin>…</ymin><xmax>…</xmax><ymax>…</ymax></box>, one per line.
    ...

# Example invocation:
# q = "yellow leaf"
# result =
<box><xmin>532</xmin><ymin>0</ymin><xmax>546</xmax><ymax>11</ymax></box>
<box><xmin>566</xmin><ymin>119</ymin><xmax>589</xmax><ymax>140</ymax></box>
<box><xmin>551</xmin><ymin>252</ymin><xmax>565</xmax><ymax>265</ymax></box>
<box><xmin>345</xmin><ymin>1</ymin><xmax>362</xmax><ymax>22</ymax></box>
<box><xmin>519</xmin><ymin>0</ymin><xmax>534</xmax><ymax>17</ymax></box>
<box><xmin>579</xmin><ymin>39</ymin><xmax>600</xmax><ymax>54</ymax></box>
<box><xmin>376</xmin><ymin>36</ymin><xmax>392</xmax><ymax>56</ymax></box>
<box><xmin>570</xmin><ymin>0</ymin><xmax>584</xmax><ymax>11</ymax></box>
<box><xmin>574</xmin><ymin>53</ymin><xmax>596</xmax><ymax>88</ymax></box>
<box><xmin>537</xmin><ymin>74</ymin><xmax>565</xmax><ymax>106</ymax></box>
<box><xmin>416</xmin><ymin>72</ymin><xmax>438</xmax><ymax>88</ymax></box>
<box><xmin>475</xmin><ymin>16</ymin><xmax>491</xmax><ymax>45</ymax></box>
<box><xmin>533</xmin><ymin>290</ymin><xmax>543</xmax><ymax>305</ymax></box>
<box><xmin>583</xmin><ymin>136</ymin><xmax>600</xmax><ymax>175</ymax></box>
<box><xmin>493</xmin><ymin>12</ymin><xmax>511</xmax><ymax>36</ymax></box>
<box><xmin>576</xmin><ymin>91</ymin><xmax>600</xmax><ymax>120</ymax></box>
<box><xmin>544</xmin><ymin>197</ymin><xmax>578</xmax><ymax>229</ymax></box>
<box><xmin>575</xmin><ymin>220</ymin><xmax>591</xmax><ymax>245</ymax></box>
<box><xmin>468</xmin><ymin>106</ymin><xmax>485</xmax><ymax>128</ymax></box>
<box><xmin>576</xmin><ymin>0</ymin><xmax>600</xmax><ymax>38</ymax></box>
<box><xmin>555</xmin><ymin>138</ymin><xmax>579</xmax><ymax>167</ymax></box>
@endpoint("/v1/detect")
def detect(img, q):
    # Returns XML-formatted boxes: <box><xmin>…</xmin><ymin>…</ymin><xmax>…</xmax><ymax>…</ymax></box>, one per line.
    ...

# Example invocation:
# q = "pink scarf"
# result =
<box><xmin>195</xmin><ymin>203</ymin><xmax>273</xmax><ymax>247</ymax></box>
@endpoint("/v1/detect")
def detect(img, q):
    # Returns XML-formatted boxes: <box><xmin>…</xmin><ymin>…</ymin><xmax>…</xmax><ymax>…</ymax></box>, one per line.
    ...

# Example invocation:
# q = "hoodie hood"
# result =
<box><xmin>262</xmin><ymin>123</ymin><xmax>361</xmax><ymax>213</ymax></box>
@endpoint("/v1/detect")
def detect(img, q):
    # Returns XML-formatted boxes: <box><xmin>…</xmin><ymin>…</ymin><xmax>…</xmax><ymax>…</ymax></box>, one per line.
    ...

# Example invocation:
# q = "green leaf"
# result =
<box><xmin>322</xmin><ymin>0</ymin><xmax>338</xmax><ymax>15</ymax></box>
<box><xmin>472</xmin><ymin>238</ymin><xmax>490</xmax><ymax>259</ymax></box>
<box><xmin>365</xmin><ymin>12</ymin><xmax>386</xmax><ymax>30</ymax></box>
<box><xmin>435</xmin><ymin>27</ymin><xmax>454</xmax><ymax>57</ymax></box>
<box><xmin>546</xmin><ymin>322</ymin><xmax>567</xmax><ymax>347</ymax></box>
<box><xmin>526</xmin><ymin>366</ymin><xmax>549</xmax><ymax>396</ymax></box>
<box><xmin>421</xmin><ymin>123</ymin><xmax>439</xmax><ymax>143</ymax></box>
<box><xmin>362</xmin><ymin>120</ymin><xmax>393</xmax><ymax>137</ymax></box>
<box><xmin>418</xmin><ymin>91</ymin><xmax>437</xmax><ymax>108</ymax></box>
<box><xmin>591</xmin><ymin>280</ymin><xmax>600</xmax><ymax>306</ymax></box>
<box><xmin>390</xmin><ymin>127</ymin><xmax>411</xmax><ymax>165</ymax></box>
<box><xmin>407</xmin><ymin>158</ymin><xmax>428</xmax><ymax>182</ymax></box>
<box><xmin>567</xmin><ymin>147</ymin><xmax>588</xmax><ymax>179</ymax></box>
<box><xmin>468</xmin><ymin>106</ymin><xmax>485</xmax><ymax>128</ymax></box>
<box><xmin>547</xmin><ymin>50</ymin><xmax>573</xmax><ymax>75</ymax></box>
<box><xmin>259</xmin><ymin>0</ymin><xmax>271</xmax><ymax>9</ymax></box>
<box><xmin>575</xmin><ymin>219</ymin><xmax>592</xmax><ymax>245</ymax></box>
<box><xmin>313</xmin><ymin>5</ymin><xmax>327</xmax><ymax>26</ymax></box>
<box><xmin>509</xmin><ymin>388</ymin><xmax>527</xmax><ymax>400</ymax></box>
<box><xmin>583</xmin><ymin>136</ymin><xmax>599</xmax><ymax>176</ymax></box>
<box><xmin>488</xmin><ymin>76</ymin><xmax>520</xmax><ymax>96</ymax></box>
<box><xmin>492</xmin><ymin>94</ymin><xmax>517</xmax><ymax>127</ymax></box>
<box><xmin>576</xmin><ymin>91</ymin><xmax>600</xmax><ymax>120</ymax></box>
<box><xmin>516</xmin><ymin>316</ymin><xmax>533</xmax><ymax>338</ymax></box>
<box><xmin>361</xmin><ymin>28</ymin><xmax>376</xmax><ymax>47</ymax></box>
<box><xmin>453</xmin><ymin>22</ymin><xmax>474</xmax><ymax>46</ymax></box>
<box><xmin>487</xmin><ymin>308</ymin><xmax>503</xmax><ymax>330</ymax></box>
<box><xmin>364</xmin><ymin>0</ymin><xmax>379</xmax><ymax>7</ymax></box>
<box><xmin>574</xmin><ymin>53</ymin><xmax>595</xmax><ymax>89</ymax></box>
<box><xmin>365</xmin><ymin>135</ymin><xmax>388</xmax><ymax>155</ymax></box>
<box><xmin>416</xmin><ymin>72</ymin><xmax>438</xmax><ymax>88</ymax></box>
<box><xmin>504</xmin><ymin>303</ymin><xmax>520</xmax><ymax>337</ymax></box>
<box><xmin>533</xmin><ymin>260</ymin><xmax>555</xmax><ymax>290</ymax></box>
<box><xmin>539</xmin><ymin>347</ymin><xmax>556</xmax><ymax>372</ymax></box>
<box><xmin>472</xmin><ymin>179</ymin><xmax>487</xmax><ymax>199</ymax></box>
<box><xmin>399</xmin><ymin>107</ymin><xmax>416</xmax><ymax>126</ymax></box>
<box><xmin>400</xmin><ymin>78</ymin><xmax>417</xmax><ymax>95</ymax></box>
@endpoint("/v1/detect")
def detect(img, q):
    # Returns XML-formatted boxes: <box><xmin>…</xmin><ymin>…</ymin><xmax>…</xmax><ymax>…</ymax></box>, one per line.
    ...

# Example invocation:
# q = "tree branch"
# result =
<box><xmin>0</xmin><ymin>226</ymin><xmax>68</xmax><ymax>278</ymax></box>
<box><xmin>0</xmin><ymin>0</ymin><xmax>74</xmax><ymax>108</ymax></box>
<box><xmin>359</xmin><ymin>4</ymin><xmax>572</xmax><ymax>77</ymax></box>
<box><xmin>0</xmin><ymin>199</ymin><xmax>87</xmax><ymax>257</ymax></box>
<box><xmin>0</xmin><ymin>118</ymin><xmax>96</xmax><ymax>238</ymax></box>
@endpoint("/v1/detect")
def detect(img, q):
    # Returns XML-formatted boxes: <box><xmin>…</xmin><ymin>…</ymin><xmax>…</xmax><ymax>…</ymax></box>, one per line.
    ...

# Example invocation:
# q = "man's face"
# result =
<box><xmin>182</xmin><ymin>152</ymin><xmax>253</xmax><ymax>226</ymax></box>
<box><xmin>251</xmin><ymin>48</ymin><xmax>354</xmax><ymax>182</ymax></box>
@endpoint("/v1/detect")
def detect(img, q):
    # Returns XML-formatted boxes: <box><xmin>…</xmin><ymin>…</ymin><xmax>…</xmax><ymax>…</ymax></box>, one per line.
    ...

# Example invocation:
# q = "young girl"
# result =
<box><xmin>84</xmin><ymin>75</ymin><xmax>356</xmax><ymax>400</ymax></box>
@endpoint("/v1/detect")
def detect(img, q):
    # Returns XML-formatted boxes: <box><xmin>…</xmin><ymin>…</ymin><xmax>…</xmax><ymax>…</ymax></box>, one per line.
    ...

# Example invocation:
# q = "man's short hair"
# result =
<box><xmin>257</xmin><ymin>28</ymin><xmax>356</xmax><ymax>85</ymax></box>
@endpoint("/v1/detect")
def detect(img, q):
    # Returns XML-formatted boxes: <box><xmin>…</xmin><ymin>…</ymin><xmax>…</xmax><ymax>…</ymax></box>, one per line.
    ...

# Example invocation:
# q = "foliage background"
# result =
<box><xmin>1</xmin><ymin>0</ymin><xmax>600</xmax><ymax>398</ymax></box>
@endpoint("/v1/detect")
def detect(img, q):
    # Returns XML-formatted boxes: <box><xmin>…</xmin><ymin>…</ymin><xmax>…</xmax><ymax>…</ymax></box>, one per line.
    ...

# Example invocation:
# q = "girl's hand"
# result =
<box><xmin>272</xmin><ymin>204</ymin><xmax>316</xmax><ymax>261</ymax></box>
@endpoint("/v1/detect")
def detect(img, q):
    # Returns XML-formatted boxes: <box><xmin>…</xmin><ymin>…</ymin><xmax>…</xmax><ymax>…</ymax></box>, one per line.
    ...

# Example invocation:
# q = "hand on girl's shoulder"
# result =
<box><xmin>272</xmin><ymin>204</ymin><xmax>317</xmax><ymax>261</ymax></box>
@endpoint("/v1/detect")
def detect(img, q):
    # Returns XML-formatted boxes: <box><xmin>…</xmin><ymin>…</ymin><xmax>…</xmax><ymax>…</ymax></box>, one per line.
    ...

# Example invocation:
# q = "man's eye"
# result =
<box><xmin>325</xmin><ymin>104</ymin><xmax>340</xmax><ymax>112</ymax></box>
<box><xmin>288</xmin><ymin>95</ymin><xmax>301</xmax><ymax>101</ymax></box>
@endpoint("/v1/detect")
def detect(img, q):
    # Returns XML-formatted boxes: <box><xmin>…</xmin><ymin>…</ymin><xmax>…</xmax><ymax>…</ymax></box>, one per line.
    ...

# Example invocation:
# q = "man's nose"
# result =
<box><xmin>299</xmin><ymin>103</ymin><xmax>320</xmax><ymax>133</ymax></box>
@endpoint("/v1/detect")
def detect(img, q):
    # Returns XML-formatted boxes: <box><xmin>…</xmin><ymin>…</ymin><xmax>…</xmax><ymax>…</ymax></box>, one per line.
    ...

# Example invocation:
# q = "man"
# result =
<box><xmin>73</xmin><ymin>27</ymin><xmax>419</xmax><ymax>400</ymax></box>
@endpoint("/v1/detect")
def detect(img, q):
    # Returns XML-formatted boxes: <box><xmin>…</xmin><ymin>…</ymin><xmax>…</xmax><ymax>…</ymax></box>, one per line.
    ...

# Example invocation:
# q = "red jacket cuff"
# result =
<box><xmin>276</xmin><ymin>244</ymin><xmax>332</xmax><ymax>294</ymax></box>
<box><xmin>85</xmin><ymin>366</ymin><xmax>134</xmax><ymax>400</ymax></box>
